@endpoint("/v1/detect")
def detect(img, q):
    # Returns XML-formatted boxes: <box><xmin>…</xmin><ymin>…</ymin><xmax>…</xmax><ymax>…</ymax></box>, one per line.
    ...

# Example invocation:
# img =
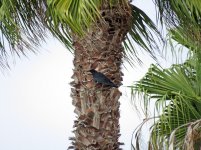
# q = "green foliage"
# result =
<box><xmin>0</xmin><ymin>0</ymin><xmax>47</xmax><ymax>69</ymax></box>
<box><xmin>46</xmin><ymin>0</ymin><xmax>101</xmax><ymax>35</ymax></box>
<box><xmin>132</xmin><ymin>61</ymin><xmax>201</xmax><ymax>149</ymax></box>
<box><xmin>156</xmin><ymin>0</ymin><xmax>201</xmax><ymax>52</ymax></box>
<box><xmin>0</xmin><ymin>0</ymin><xmax>162</xmax><ymax>69</ymax></box>
<box><xmin>45</xmin><ymin>0</ymin><xmax>102</xmax><ymax>51</ymax></box>
<box><xmin>46</xmin><ymin>0</ymin><xmax>162</xmax><ymax>64</ymax></box>
<box><xmin>131</xmin><ymin>1</ymin><xmax>201</xmax><ymax>149</ymax></box>
<box><xmin>123</xmin><ymin>4</ymin><xmax>162</xmax><ymax>65</ymax></box>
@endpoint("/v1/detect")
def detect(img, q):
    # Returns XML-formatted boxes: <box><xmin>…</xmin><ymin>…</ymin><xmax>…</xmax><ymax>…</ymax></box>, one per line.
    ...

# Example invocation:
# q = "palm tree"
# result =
<box><xmin>0</xmin><ymin>0</ymin><xmax>161</xmax><ymax>149</ymax></box>
<box><xmin>132</xmin><ymin>0</ymin><xmax>201</xmax><ymax>149</ymax></box>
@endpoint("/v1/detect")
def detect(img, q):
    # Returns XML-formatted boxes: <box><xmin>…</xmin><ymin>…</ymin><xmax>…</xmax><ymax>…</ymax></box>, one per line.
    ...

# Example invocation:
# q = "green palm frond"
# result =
<box><xmin>131</xmin><ymin>61</ymin><xmax>201</xmax><ymax>149</ymax></box>
<box><xmin>46</xmin><ymin>0</ymin><xmax>131</xmax><ymax>36</ymax></box>
<box><xmin>155</xmin><ymin>0</ymin><xmax>201</xmax><ymax>26</ymax></box>
<box><xmin>123</xmin><ymin>4</ymin><xmax>162</xmax><ymax>64</ymax></box>
<box><xmin>0</xmin><ymin>0</ymin><xmax>162</xmax><ymax>69</ymax></box>
<box><xmin>46</xmin><ymin>0</ymin><xmax>130</xmax><ymax>52</ymax></box>
<box><xmin>151</xmin><ymin>98</ymin><xmax>200</xmax><ymax>149</ymax></box>
<box><xmin>155</xmin><ymin>0</ymin><xmax>201</xmax><ymax>55</ymax></box>
<box><xmin>130</xmin><ymin>1</ymin><xmax>201</xmax><ymax>149</ymax></box>
<box><xmin>46</xmin><ymin>0</ymin><xmax>101</xmax><ymax>36</ymax></box>
<box><xmin>46</xmin><ymin>0</ymin><xmax>163</xmax><ymax>64</ymax></box>
<box><xmin>0</xmin><ymin>0</ymin><xmax>47</xmax><ymax>69</ymax></box>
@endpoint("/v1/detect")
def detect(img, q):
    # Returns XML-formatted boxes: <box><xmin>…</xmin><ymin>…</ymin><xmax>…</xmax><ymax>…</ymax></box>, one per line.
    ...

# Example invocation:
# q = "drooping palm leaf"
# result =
<box><xmin>0</xmin><ymin>0</ymin><xmax>47</xmax><ymax>69</ymax></box>
<box><xmin>45</xmin><ymin>0</ymin><xmax>163</xmax><ymax>64</ymax></box>
<box><xmin>46</xmin><ymin>0</ymin><xmax>101</xmax><ymax>35</ymax></box>
<box><xmin>131</xmin><ymin>61</ymin><xmax>201</xmax><ymax>149</ymax></box>
<box><xmin>155</xmin><ymin>0</ymin><xmax>201</xmax><ymax>55</ymax></box>
<box><xmin>123</xmin><ymin>4</ymin><xmax>162</xmax><ymax>64</ymax></box>
<box><xmin>129</xmin><ymin>0</ymin><xmax>201</xmax><ymax>149</ymax></box>
<box><xmin>0</xmin><ymin>0</ymin><xmax>163</xmax><ymax>69</ymax></box>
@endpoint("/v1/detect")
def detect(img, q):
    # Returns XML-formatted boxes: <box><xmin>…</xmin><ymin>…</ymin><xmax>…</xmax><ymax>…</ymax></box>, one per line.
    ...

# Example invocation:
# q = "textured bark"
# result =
<box><xmin>183</xmin><ymin>120</ymin><xmax>201</xmax><ymax>150</ymax></box>
<box><xmin>69</xmin><ymin>1</ymin><xmax>131</xmax><ymax>150</ymax></box>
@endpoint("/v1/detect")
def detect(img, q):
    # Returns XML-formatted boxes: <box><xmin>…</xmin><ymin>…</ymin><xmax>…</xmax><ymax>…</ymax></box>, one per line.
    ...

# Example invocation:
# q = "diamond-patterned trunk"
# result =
<box><xmin>69</xmin><ymin>2</ymin><xmax>131</xmax><ymax>150</ymax></box>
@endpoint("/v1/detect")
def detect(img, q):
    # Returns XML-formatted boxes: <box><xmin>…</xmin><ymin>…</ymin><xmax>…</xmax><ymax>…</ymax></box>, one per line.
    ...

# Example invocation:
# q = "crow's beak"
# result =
<box><xmin>88</xmin><ymin>69</ymin><xmax>94</xmax><ymax>73</ymax></box>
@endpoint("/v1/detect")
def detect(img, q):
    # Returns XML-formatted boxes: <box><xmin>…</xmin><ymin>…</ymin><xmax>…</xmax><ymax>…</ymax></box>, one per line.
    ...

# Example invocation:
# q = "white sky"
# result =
<box><xmin>0</xmin><ymin>0</ymin><xmax>178</xmax><ymax>149</ymax></box>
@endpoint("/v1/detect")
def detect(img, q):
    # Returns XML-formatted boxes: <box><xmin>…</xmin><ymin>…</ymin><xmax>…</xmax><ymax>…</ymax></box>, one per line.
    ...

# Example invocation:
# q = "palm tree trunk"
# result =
<box><xmin>69</xmin><ymin>1</ymin><xmax>131</xmax><ymax>149</ymax></box>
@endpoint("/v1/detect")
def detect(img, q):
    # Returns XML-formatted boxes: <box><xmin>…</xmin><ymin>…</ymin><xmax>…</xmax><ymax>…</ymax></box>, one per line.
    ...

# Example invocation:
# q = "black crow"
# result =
<box><xmin>89</xmin><ymin>69</ymin><xmax>118</xmax><ymax>88</ymax></box>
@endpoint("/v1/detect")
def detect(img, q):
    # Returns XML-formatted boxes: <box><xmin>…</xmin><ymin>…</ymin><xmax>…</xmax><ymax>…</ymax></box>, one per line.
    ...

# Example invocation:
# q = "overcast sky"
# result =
<box><xmin>0</xmin><ymin>0</ymin><xmax>174</xmax><ymax>149</ymax></box>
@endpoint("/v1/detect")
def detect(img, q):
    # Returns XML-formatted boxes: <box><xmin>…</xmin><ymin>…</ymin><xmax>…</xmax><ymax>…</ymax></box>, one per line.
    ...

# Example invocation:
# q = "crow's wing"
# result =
<box><xmin>93</xmin><ymin>72</ymin><xmax>117</xmax><ymax>87</ymax></box>
<box><xmin>93</xmin><ymin>72</ymin><xmax>108</xmax><ymax>83</ymax></box>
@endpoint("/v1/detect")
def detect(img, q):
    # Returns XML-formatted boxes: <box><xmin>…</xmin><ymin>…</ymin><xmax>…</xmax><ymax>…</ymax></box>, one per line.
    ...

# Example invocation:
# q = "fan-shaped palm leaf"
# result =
<box><xmin>131</xmin><ymin>1</ymin><xmax>201</xmax><ymax>149</ymax></box>
<box><xmin>132</xmin><ymin>60</ymin><xmax>201</xmax><ymax>149</ymax></box>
